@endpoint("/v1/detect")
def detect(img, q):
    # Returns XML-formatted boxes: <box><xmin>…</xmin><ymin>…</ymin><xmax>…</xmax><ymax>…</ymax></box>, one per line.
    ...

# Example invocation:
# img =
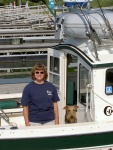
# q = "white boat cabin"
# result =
<box><xmin>47</xmin><ymin>43</ymin><xmax>113</xmax><ymax>125</ymax></box>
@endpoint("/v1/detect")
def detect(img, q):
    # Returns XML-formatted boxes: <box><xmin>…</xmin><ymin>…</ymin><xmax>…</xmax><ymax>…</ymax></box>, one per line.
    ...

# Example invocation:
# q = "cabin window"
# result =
<box><xmin>49</xmin><ymin>56</ymin><xmax>60</xmax><ymax>90</ymax></box>
<box><xmin>50</xmin><ymin>56</ymin><xmax>59</xmax><ymax>74</ymax></box>
<box><xmin>79</xmin><ymin>64</ymin><xmax>90</xmax><ymax>105</ymax></box>
<box><xmin>105</xmin><ymin>69</ymin><xmax>113</xmax><ymax>95</ymax></box>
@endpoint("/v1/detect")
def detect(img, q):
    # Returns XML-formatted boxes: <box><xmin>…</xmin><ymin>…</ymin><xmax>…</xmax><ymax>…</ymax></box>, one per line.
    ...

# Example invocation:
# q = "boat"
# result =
<box><xmin>1</xmin><ymin>0</ymin><xmax>113</xmax><ymax>149</ymax></box>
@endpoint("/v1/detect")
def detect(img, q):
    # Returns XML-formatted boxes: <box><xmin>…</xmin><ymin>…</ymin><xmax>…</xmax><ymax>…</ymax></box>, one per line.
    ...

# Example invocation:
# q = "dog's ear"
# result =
<box><xmin>74</xmin><ymin>105</ymin><xmax>79</xmax><ymax>110</ymax></box>
<box><xmin>63</xmin><ymin>106</ymin><xmax>68</xmax><ymax>110</ymax></box>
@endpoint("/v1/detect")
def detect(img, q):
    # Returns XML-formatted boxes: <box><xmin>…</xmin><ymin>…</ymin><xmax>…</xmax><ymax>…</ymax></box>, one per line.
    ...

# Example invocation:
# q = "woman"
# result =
<box><xmin>21</xmin><ymin>63</ymin><xmax>60</xmax><ymax>126</ymax></box>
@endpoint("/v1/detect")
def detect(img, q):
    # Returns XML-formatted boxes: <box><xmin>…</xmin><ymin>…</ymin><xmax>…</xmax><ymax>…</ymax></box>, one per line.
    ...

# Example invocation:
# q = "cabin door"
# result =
<box><xmin>47</xmin><ymin>48</ymin><xmax>66</xmax><ymax>124</ymax></box>
<box><xmin>66</xmin><ymin>53</ymin><xmax>93</xmax><ymax>123</ymax></box>
<box><xmin>78</xmin><ymin>63</ymin><xmax>93</xmax><ymax>122</ymax></box>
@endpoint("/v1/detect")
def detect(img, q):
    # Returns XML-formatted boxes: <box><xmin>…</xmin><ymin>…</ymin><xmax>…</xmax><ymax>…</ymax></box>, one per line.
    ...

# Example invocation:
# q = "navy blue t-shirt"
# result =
<box><xmin>21</xmin><ymin>81</ymin><xmax>60</xmax><ymax>123</ymax></box>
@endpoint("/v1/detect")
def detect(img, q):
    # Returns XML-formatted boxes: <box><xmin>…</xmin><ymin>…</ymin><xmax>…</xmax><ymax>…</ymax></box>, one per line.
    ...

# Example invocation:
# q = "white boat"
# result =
<box><xmin>1</xmin><ymin>1</ymin><xmax>113</xmax><ymax>149</ymax></box>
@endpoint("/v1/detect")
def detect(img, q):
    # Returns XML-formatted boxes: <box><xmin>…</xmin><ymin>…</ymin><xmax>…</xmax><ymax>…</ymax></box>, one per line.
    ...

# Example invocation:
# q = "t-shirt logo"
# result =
<box><xmin>47</xmin><ymin>90</ymin><xmax>52</xmax><ymax>95</ymax></box>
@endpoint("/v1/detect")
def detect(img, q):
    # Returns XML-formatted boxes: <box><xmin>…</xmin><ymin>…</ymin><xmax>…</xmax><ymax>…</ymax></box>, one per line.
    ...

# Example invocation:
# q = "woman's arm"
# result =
<box><xmin>53</xmin><ymin>102</ymin><xmax>59</xmax><ymax>124</ymax></box>
<box><xmin>23</xmin><ymin>106</ymin><xmax>30</xmax><ymax>126</ymax></box>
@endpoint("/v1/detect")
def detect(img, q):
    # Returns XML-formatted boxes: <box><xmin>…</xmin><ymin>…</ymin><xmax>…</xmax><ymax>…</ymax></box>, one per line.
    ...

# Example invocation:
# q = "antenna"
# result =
<box><xmin>75</xmin><ymin>1</ymin><xmax>100</xmax><ymax>60</ymax></box>
<box><xmin>96</xmin><ymin>0</ymin><xmax>113</xmax><ymax>40</ymax></box>
<box><xmin>76</xmin><ymin>2</ymin><xmax>101</xmax><ymax>45</ymax></box>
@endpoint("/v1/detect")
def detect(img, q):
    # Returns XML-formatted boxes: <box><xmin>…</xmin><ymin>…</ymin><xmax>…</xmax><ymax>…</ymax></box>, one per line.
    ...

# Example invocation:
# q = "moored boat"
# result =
<box><xmin>1</xmin><ymin>0</ymin><xmax>113</xmax><ymax>149</ymax></box>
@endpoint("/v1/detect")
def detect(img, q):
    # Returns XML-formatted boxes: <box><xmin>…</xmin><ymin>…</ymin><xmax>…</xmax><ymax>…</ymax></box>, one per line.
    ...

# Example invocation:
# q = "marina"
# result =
<box><xmin>0</xmin><ymin>5</ymin><xmax>55</xmax><ymax>29</ymax></box>
<box><xmin>1</xmin><ymin>0</ymin><xmax>113</xmax><ymax>150</ymax></box>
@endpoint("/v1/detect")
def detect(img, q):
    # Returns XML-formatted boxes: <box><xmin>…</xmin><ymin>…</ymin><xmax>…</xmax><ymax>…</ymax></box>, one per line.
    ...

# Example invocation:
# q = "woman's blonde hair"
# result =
<box><xmin>31</xmin><ymin>63</ymin><xmax>48</xmax><ymax>81</ymax></box>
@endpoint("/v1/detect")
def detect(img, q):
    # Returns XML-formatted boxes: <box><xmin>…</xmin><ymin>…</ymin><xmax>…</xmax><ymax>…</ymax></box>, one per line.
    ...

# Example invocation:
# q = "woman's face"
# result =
<box><xmin>34</xmin><ymin>69</ymin><xmax>44</xmax><ymax>82</ymax></box>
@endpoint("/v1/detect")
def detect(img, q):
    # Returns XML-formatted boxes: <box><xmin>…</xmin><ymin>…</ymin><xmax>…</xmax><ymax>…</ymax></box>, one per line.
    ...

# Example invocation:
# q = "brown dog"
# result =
<box><xmin>63</xmin><ymin>105</ymin><xmax>79</xmax><ymax>123</ymax></box>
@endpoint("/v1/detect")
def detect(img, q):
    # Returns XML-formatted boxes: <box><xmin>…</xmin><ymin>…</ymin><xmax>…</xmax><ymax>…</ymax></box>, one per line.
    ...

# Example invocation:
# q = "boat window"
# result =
<box><xmin>79</xmin><ymin>64</ymin><xmax>90</xmax><ymax>105</ymax></box>
<box><xmin>50</xmin><ymin>56</ymin><xmax>59</xmax><ymax>74</ymax></box>
<box><xmin>105</xmin><ymin>69</ymin><xmax>113</xmax><ymax>95</ymax></box>
<box><xmin>49</xmin><ymin>56</ymin><xmax>60</xmax><ymax>90</ymax></box>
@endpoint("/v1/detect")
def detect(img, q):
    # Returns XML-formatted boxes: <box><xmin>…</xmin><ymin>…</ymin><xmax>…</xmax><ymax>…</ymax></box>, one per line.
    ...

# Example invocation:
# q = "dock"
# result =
<box><xmin>0</xmin><ymin>5</ymin><xmax>59</xmax><ymax>48</ymax></box>
<box><xmin>0</xmin><ymin>5</ymin><xmax>55</xmax><ymax>30</ymax></box>
<box><xmin>0</xmin><ymin>4</ymin><xmax>66</xmax><ymax>95</ymax></box>
<box><xmin>0</xmin><ymin>29</ymin><xmax>55</xmax><ymax>38</ymax></box>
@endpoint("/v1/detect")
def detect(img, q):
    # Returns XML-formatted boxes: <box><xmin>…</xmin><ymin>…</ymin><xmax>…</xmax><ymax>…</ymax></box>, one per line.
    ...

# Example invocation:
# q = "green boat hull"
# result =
<box><xmin>1</xmin><ymin>131</ymin><xmax>113</xmax><ymax>150</ymax></box>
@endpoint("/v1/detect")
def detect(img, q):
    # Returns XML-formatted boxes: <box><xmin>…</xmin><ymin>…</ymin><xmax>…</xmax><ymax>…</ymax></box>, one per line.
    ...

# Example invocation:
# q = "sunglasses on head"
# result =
<box><xmin>35</xmin><ymin>71</ymin><xmax>44</xmax><ymax>74</ymax></box>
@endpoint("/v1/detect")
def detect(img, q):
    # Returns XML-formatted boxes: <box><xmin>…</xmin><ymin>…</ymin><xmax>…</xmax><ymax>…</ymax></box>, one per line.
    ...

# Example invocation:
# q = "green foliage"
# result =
<box><xmin>90</xmin><ymin>0</ymin><xmax>113</xmax><ymax>8</ymax></box>
<box><xmin>0</xmin><ymin>0</ymin><xmax>113</xmax><ymax>7</ymax></box>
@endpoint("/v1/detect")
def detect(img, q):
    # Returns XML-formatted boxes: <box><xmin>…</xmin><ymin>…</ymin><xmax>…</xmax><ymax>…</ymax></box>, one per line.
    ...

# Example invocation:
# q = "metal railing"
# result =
<box><xmin>0</xmin><ymin>5</ymin><xmax>55</xmax><ymax>30</ymax></box>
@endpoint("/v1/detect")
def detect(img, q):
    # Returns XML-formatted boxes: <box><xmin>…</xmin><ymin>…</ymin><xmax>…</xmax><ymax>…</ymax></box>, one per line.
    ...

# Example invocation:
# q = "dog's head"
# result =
<box><xmin>63</xmin><ymin>105</ymin><xmax>79</xmax><ymax>123</ymax></box>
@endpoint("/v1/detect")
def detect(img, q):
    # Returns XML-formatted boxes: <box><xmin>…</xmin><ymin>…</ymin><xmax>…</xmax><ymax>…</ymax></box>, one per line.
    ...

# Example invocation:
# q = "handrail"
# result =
<box><xmin>0</xmin><ymin>108</ymin><xmax>18</xmax><ymax>129</ymax></box>
<box><xmin>0</xmin><ymin>108</ymin><xmax>10</xmax><ymax>125</ymax></box>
